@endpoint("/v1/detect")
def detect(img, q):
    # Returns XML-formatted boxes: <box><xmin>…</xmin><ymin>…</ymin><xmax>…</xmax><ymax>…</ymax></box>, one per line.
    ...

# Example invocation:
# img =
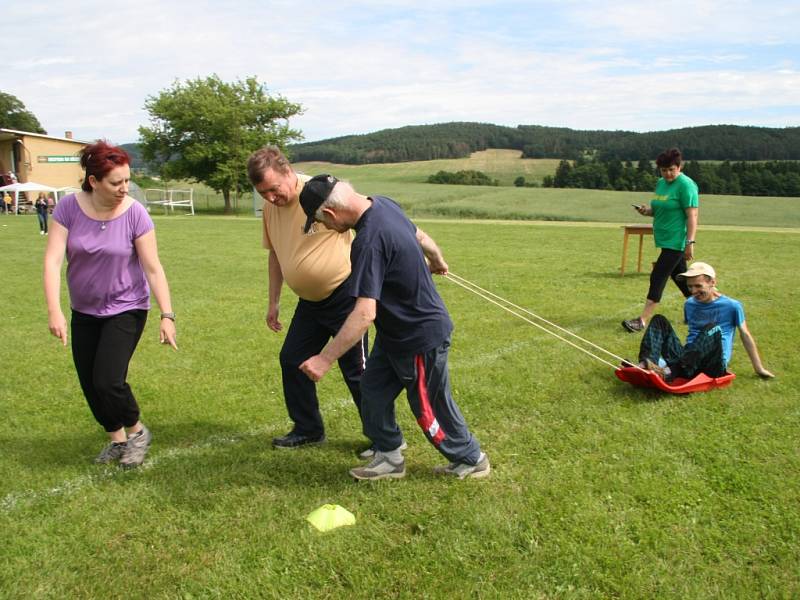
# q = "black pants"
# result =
<box><xmin>71</xmin><ymin>309</ymin><xmax>147</xmax><ymax>432</ymax></box>
<box><xmin>279</xmin><ymin>281</ymin><xmax>367</xmax><ymax>436</ymax></box>
<box><xmin>647</xmin><ymin>248</ymin><xmax>691</xmax><ymax>303</ymax></box>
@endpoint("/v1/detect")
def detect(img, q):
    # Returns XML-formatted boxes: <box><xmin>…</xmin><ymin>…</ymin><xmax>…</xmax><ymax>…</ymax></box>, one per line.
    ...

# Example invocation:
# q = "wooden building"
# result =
<box><xmin>0</xmin><ymin>128</ymin><xmax>88</xmax><ymax>189</ymax></box>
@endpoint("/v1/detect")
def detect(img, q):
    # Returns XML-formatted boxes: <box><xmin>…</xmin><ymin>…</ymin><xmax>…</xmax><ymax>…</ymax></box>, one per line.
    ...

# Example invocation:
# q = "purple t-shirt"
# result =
<box><xmin>53</xmin><ymin>194</ymin><xmax>154</xmax><ymax>316</ymax></box>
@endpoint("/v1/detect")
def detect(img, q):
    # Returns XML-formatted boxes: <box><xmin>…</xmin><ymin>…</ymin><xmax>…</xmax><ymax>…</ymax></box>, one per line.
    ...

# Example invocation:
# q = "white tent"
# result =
<box><xmin>56</xmin><ymin>187</ymin><xmax>81</xmax><ymax>202</ymax></box>
<box><xmin>0</xmin><ymin>181</ymin><xmax>59</xmax><ymax>214</ymax></box>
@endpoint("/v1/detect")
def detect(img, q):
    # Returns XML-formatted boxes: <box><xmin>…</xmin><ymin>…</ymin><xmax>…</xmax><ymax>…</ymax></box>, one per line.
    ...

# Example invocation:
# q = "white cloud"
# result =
<box><xmin>565</xmin><ymin>0</ymin><xmax>800</xmax><ymax>45</ymax></box>
<box><xmin>10</xmin><ymin>57</ymin><xmax>76</xmax><ymax>69</ymax></box>
<box><xmin>2</xmin><ymin>0</ymin><xmax>798</xmax><ymax>143</ymax></box>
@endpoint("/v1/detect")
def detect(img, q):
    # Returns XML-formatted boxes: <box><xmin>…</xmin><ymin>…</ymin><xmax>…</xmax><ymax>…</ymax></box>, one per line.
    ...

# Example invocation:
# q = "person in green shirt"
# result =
<box><xmin>622</xmin><ymin>148</ymin><xmax>699</xmax><ymax>332</ymax></box>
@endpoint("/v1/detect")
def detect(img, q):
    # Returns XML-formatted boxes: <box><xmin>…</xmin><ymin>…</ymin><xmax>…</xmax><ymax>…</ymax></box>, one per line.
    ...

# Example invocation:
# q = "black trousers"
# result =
<box><xmin>647</xmin><ymin>248</ymin><xmax>691</xmax><ymax>303</ymax></box>
<box><xmin>71</xmin><ymin>309</ymin><xmax>147</xmax><ymax>432</ymax></box>
<box><xmin>279</xmin><ymin>281</ymin><xmax>367</xmax><ymax>436</ymax></box>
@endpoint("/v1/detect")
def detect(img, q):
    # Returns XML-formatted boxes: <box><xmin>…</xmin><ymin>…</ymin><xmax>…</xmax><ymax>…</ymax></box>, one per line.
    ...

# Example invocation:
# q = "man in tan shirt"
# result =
<box><xmin>247</xmin><ymin>146</ymin><xmax>367</xmax><ymax>449</ymax></box>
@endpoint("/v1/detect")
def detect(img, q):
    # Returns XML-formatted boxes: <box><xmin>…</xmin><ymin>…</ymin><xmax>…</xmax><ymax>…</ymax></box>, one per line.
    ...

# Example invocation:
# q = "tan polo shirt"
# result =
<box><xmin>262</xmin><ymin>173</ymin><xmax>352</xmax><ymax>301</ymax></box>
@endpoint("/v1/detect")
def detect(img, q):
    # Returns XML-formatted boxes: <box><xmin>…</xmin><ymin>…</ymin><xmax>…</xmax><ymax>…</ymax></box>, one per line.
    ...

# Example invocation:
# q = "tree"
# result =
<box><xmin>0</xmin><ymin>91</ymin><xmax>46</xmax><ymax>133</ymax></box>
<box><xmin>553</xmin><ymin>160</ymin><xmax>573</xmax><ymax>187</ymax></box>
<box><xmin>139</xmin><ymin>75</ymin><xmax>302</xmax><ymax>213</ymax></box>
<box><xmin>427</xmin><ymin>169</ymin><xmax>498</xmax><ymax>186</ymax></box>
<box><xmin>636</xmin><ymin>158</ymin><xmax>653</xmax><ymax>174</ymax></box>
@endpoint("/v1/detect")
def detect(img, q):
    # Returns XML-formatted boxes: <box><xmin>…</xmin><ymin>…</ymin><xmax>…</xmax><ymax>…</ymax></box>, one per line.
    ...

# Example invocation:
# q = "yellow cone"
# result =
<box><xmin>306</xmin><ymin>504</ymin><xmax>356</xmax><ymax>532</ymax></box>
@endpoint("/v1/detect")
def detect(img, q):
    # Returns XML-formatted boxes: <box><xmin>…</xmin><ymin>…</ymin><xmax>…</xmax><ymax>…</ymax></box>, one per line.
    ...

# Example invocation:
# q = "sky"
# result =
<box><xmin>4</xmin><ymin>0</ymin><xmax>799</xmax><ymax>144</ymax></box>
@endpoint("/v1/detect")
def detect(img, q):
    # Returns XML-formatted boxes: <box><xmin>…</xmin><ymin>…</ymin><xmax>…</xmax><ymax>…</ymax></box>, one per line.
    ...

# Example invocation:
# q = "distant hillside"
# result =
<box><xmin>288</xmin><ymin>122</ymin><xmax>800</xmax><ymax>164</ymax></box>
<box><xmin>120</xmin><ymin>143</ymin><xmax>148</xmax><ymax>172</ymax></box>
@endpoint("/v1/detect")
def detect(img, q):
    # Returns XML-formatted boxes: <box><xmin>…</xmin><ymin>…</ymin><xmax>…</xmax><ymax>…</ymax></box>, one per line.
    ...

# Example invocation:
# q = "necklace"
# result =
<box><xmin>89</xmin><ymin>195</ymin><xmax>113</xmax><ymax>230</ymax></box>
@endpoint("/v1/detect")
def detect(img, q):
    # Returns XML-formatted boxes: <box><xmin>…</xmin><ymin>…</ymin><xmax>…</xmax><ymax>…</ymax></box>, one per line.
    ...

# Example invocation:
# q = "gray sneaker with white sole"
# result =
<box><xmin>432</xmin><ymin>452</ymin><xmax>491</xmax><ymax>479</ymax></box>
<box><xmin>349</xmin><ymin>452</ymin><xmax>406</xmax><ymax>481</ymax></box>
<box><xmin>119</xmin><ymin>425</ymin><xmax>152</xmax><ymax>469</ymax></box>
<box><xmin>95</xmin><ymin>441</ymin><xmax>127</xmax><ymax>464</ymax></box>
<box><xmin>358</xmin><ymin>440</ymin><xmax>408</xmax><ymax>459</ymax></box>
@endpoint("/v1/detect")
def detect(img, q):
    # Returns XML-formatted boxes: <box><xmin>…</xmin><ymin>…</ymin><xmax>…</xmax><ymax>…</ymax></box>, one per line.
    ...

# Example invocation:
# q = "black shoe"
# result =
<box><xmin>621</xmin><ymin>317</ymin><xmax>645</xmax><ymax>333</ymax></box>
<box><xmin>272</xmin><ymin>431</ymin><xmax>326</xmax><ymax>449</ymax></box>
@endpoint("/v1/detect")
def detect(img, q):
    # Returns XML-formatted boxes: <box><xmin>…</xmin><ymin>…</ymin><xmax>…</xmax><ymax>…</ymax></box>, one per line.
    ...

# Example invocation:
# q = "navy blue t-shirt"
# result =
<box><xmin>349</xmin><ymin>196</ymin><xmax>453</xmax><ymax>354</ymax></box>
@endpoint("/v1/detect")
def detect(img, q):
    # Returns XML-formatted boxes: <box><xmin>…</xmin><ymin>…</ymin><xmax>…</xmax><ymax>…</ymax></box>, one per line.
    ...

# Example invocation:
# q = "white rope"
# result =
<box><xmin>445</xmin><ymin>271</ymin><xmax>646</xmax><ymax>372</ymax></box>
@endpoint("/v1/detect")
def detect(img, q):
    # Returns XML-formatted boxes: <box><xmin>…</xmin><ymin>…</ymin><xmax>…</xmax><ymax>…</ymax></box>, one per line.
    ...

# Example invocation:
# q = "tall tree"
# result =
<box><xmin>0</xmin><ymin>91</ymin><xmax>46</xmax><ymax>133</ymax></box>
<box><xmin>139</xmin><ymin>75</ymin><xmax>302</xmax><ymax>213</ymax></box>
<box><xmin>553</xmin><ymin>159</ymin><xmax>573</xmax><ymax>187</ymax></box>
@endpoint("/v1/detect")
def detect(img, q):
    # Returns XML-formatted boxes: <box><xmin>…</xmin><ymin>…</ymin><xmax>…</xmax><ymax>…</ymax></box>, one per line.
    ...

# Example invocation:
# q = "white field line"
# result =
<box><xmin>1</xmin><ymin>425</ymin><xmax>273</xmax><ymax>514</ymax></box>
<box><xmin>158</xmin><ymin>215</ymin><xmax>800</xmax><ymax>234</ymax></box>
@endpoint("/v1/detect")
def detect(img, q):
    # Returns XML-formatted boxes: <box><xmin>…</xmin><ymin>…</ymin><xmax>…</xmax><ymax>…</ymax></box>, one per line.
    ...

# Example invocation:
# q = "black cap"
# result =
<box><xmin>299</xmin><ymin>174</ymin><xmax>338</xmax><ymax>233</ymax></box>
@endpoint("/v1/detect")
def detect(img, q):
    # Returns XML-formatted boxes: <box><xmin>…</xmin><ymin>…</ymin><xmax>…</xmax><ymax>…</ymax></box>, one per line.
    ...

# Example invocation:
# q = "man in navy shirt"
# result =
<box><xmin>298</xmin><ymin>175</ymin><xmax>490</xmax><ymax>481</ymax></box>
<box><xmin>634</xmin><ymin>262</ymin><xmax>773</xmax><ymax>381</ymax></box>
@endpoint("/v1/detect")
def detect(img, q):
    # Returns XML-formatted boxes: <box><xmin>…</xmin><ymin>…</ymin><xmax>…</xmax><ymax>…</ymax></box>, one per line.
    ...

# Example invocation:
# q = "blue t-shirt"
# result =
<box><xmin>349</xmin><ymin>196</ymin><xmax>453</xmax><ymax>354</ymax></box>
<box><xmin>684</xmin><ymin>295</ymin><xmax>745</xmax><ymax>366</ymax></box>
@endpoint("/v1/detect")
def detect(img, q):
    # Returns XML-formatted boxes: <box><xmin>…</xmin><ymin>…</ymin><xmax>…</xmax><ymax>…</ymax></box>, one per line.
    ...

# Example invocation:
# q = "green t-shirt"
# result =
<box><xmin>650</xmin><ymin>173</ymin><xmax>699</xmax><ymax>250</ymax></box>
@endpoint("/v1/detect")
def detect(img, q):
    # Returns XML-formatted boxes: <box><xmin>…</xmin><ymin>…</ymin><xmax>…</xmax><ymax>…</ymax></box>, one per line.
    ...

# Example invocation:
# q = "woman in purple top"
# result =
<box><xmin>44</xmin><ymin>140</ymin><xmax>177</xmax><ymax>468</ymax></box>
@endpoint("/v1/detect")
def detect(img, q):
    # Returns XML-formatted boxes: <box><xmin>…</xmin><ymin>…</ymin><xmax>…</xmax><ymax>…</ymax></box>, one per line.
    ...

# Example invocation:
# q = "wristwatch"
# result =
<box><xmin>686</xmin><ymin>240</ymin><xmax>695</xmax><ymax>244</ymax></box>
<box><xmin>160</xmin><ymin>312</ymin><xmax>176</xmax><ymax>321</ymax></box>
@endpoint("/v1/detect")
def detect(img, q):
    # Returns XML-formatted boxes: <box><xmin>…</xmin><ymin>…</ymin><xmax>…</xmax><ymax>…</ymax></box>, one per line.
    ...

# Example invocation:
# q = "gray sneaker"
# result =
<box><xmin>119</xmin><ymin>425</ymin><xmax>152</xmax><ymax>469</ymax></box>
<box><xmin>95</xmin><ymin>441</ymin><xmax>127</xmax><ymax>464</ymax></box>
<box><xmin>622</xmin><ymin>317</ymin><xmax>645</xmax><ymax>333</ymax></box>
<box><xmin>349</xmin><ymin>452</ymin><xmax>406</xmax><ymax>481</ymax></box>
<box><xmin>433</xmin><ymin>452</ymin><xmax>491</xmax><ymax>480</ymax></box>
<box><xmin>358</xmin><ymin>440</ymin><xmax>408</xmax><ymax>459</ymax></box>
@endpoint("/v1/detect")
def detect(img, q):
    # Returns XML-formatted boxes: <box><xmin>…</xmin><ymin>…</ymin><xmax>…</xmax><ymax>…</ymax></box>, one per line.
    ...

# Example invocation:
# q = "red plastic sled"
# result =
<box><xmin>615</xmin><ymin>366</ymin><xmax>736</xmax><ymax>394</ymax></box>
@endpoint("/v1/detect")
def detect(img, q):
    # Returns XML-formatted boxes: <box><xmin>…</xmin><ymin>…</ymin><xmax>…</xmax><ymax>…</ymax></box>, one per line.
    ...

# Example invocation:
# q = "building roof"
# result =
<box><xmin>0</xmin><ymin>128</ymin><xmax>89</xmax><ymax>144</ymax></box>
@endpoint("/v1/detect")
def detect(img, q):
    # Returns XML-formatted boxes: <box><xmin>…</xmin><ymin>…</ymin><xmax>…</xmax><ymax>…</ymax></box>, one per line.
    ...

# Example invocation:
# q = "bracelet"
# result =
<box><xmin>160</xmin><ymin>312</ymin><xmax>176</xmax><ymax>321</ymax></box>
<box><xmin>686</xmin><ymin>240</ymin><xmax>695</xmax><ymax>244</ymax></box>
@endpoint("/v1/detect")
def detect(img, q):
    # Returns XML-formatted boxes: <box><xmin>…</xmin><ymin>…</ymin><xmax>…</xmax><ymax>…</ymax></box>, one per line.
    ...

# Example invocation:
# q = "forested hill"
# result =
<box><xmin>288</xmin><ymin>122</ymin><xmax>800</xmax><ymax>164</ymax></box>
<box><xmin>121</xmin><ymin>143</ymin><xmax>146</xmax><ymax>171</ymax></box>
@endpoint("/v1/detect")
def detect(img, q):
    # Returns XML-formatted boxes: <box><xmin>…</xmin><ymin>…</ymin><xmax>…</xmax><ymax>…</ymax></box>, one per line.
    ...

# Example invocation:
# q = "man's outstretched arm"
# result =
<box><xmin>738</xmin><ymin>321</ymin><xmax>774</xmax><ymax>378</ymax></box>
<box><xmin>299</xmin><ymin>297</ymin><xmax>376</xmax><ymax>382</ymax></box>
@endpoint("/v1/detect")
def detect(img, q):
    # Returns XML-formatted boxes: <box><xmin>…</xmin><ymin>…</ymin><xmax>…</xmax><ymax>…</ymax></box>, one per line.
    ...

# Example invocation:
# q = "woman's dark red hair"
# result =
<box><xmin>79</xmin><ymin>140</ymin><xmax>130</xmax><ymax>192</ymax></box>
<box><xmin>655</xmin><ymin>147</ymin><xmax>683</xmax><ymax>169</ymax></box>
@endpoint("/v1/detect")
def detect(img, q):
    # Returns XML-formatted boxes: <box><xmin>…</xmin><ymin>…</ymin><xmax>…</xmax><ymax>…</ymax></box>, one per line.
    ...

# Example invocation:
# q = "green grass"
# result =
<box><xmin>294</xmin><ymin>151</ymin><xmax>799</xmax><ymax>227</ymax></box>
<box><xmin>1</xmin><ymin>204</ymin><xmax>798</xmax><ymax>597</ymax></box>
<box><xmin>148</xmin><ymin>150</ymin><xmax>800</xmax><ymax>227</ymax></box>
<box><xmin>296</xmin><ymin>149</ymin><xmax>560</xmax><ymax>186</ymax></box>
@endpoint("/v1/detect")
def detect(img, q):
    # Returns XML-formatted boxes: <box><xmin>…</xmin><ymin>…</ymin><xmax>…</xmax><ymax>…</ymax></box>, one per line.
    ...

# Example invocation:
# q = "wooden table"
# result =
<box><xmin>620</xmin><ymin>224</ymin><xmax>653</xmax><ymax>276</ymax></box>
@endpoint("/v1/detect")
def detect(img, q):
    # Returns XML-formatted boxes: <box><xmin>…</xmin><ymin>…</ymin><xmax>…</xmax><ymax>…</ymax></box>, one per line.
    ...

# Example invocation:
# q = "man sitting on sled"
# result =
<box><xmin>633</xmin><ymin>262</ymin><xmax>774</xmax><ymax>381</ymax></box>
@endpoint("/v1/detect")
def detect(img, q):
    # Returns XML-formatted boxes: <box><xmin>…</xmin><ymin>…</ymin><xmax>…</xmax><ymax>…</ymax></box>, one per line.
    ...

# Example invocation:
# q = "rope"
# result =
<box><xmin>444</xmin><ymin>272</ymin><xmax>647</xmax><ymax>372</ymax></box>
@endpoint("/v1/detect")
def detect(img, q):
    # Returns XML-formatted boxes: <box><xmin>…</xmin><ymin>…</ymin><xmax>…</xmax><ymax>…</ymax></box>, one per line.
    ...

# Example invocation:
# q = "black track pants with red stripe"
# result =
<box><xmin>360</xmin><ymin>335</ymin><xmax>482</xmax><ymax>465</ymax></box>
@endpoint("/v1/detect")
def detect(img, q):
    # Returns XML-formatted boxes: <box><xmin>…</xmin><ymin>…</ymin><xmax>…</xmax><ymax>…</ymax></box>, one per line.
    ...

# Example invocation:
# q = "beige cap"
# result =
<box><xmin>678</xmin><ymin>262</ymin><xmax>716</xmax><ymax>279</ymax></box>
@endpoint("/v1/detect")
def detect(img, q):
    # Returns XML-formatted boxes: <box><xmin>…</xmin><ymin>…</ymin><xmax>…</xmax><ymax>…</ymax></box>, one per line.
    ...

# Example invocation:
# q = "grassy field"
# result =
<box><xmin>177</xmin><ymin>150</ymin><xmax>800</xmax><ymax>228</ymax></box>
<box><xmin>296</xmin><ymin>149</ymin><xmax>561</xmax><ymax>187</ymax></box>
<box><xmin>1</xmin><ymin>205</ymin><xmax>798</xmax><ymax>598</ymax></box>
<box><xmin>295</xmin><ymin>150</ymin><xmax>800</xmax><ymax>228</ymax></box>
